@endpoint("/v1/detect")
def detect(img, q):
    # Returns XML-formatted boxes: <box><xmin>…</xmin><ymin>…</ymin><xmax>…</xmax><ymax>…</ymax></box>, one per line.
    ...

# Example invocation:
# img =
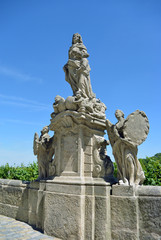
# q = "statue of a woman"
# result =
<box><xmin>63</xmin><ymin>33</ymin><xmax>95</xmax><ymax>99</ymax></box>
<box><xmin>106</xmin><ymin>110</ymin><xmax>145</xmax><ymax>185</ymax></box>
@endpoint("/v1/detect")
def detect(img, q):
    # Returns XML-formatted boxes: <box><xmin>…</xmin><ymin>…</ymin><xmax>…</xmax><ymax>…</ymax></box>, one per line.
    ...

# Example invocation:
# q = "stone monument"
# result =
<box><xmin>33</xmin><ymin>33</ymin><xmax>114</xmax><ymax>240</ymax></box>
<box><xmin>106</xmin><ymin>109</ymin><xmax>149</xmax><ymax>186</ymax></box>
<box><xmin>48</xmin><ymin>33</ymin><xmax>114</xmax><ymax>180</ymax></box>
<box><xmin>32</xmin><ymin>33</ymin><xmax>150</xmax><ymax>239</ymax></box>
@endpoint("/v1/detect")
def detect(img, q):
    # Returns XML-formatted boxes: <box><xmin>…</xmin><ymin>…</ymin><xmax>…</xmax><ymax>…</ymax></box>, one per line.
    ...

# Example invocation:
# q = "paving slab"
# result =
<box><xmin>0</xmin><ymin>215</ymin><xmax>61</xmax><ymax>240</ymax></box>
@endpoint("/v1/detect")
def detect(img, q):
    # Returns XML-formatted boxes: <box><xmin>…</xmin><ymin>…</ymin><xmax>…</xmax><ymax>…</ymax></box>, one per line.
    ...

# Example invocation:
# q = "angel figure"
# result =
<box><xmin>106</xmin><ymin>110</ymin><xmax>148</xmax><ymax>186</ymax></box>
<box><xmin>33</xmin><ymin>126</ymin><xmax>55</xmax><ymax>179</ymax></box>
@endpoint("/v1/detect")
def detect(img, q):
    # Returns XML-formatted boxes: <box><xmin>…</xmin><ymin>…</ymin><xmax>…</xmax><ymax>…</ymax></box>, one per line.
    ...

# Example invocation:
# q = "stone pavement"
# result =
<box><xmin>0</xmin><ymin>215</ymin><xmax>60</xmax><ymax>240</ymax></box>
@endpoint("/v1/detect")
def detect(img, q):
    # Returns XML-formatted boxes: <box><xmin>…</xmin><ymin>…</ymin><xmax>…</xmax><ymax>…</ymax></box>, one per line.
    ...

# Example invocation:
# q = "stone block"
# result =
<box><xmin>0</xmin><ymin>203</ymin><xmax>18</xmax><ymax>218</ymax></box>
<box><xmin>2</xmin><ymin>186</ymin><xmax>23</xmax><ymax>206</ymax></box>
<box><xmin>85</xmin><ymin>195</ymin><xmax>94</xmax><ymax>240</ymax></box>
<box><xmin>28</xmin><ymin>210</ymin><xmax>37</xmax><ymax>226</ymax></box>
<box><xmin>111</xmin><ymin>196</ymin><xmax>137</xmax><ymax>230</ymax></box>
<box><xmin>84</xmin><ymin>153</ymin><xmax>92</xmax><ymax>164</ymax></box>
<box><xmin>28</xmin><ymin>189</ymin><xmax>38</xmax><ymax>212</ymax></box>
<box><xmin>139</xmin><ymin>229</ymin><xmax>161</xmax><ymax>240</ymax></box>
<box><xmin>46</xmin><ymin>183</ymin><xmax>82</xmax><ymax>195</ymax></box>
<box><xmin>95</xmin><ymin>195</ymin><xmax>111</xmax><ymax>240</ymax></box>
<box><xmin>84</xmin><ymin>145</ymin><xmax>92</xmax><ymax>155</ymax></box>
<box><xmin>138</xmin><ymin>197</ymin><xmax>161</xmax><ymax>237</ymax></box>
<box><xmin>136</xmin><ymin>186</ymin><xmax>161</xmax><ymax>196</ymax></box>
<box><xmin>28</xmin><ymin>181</ymin><xmax>40</xmax><ymax>190</ymax></box>
<box><xmin>84</xmin><ymin>172</ymin><xmax>92</xmax><ymax>177</ymax></box>
<box><xmin>0</xmin><ymin>185</ymin><xmax>2</xmax><ymax>202</ymax></box>
<box><xmin>112</xmin><ymin>185</ymin><xmax>135</xmax><ymax>196</ymax></box>
<box><xmin>84</xmin><ymin>163</ymin><xmax>93</xmax><ymax>172</ymax></box>
<box><xmin>111</xmin><ymin>230</ymin><xmax>137</xmax><ymax>240</ymax></box>
<box><xmin>16</xmin><ymin>208</ymin><xmax>28</xmax><ymax>223</ymax></box>
<box><xmin>94</xmin><ymin>185</ymin><xmax>111</xmax><ymax>197</ymax></box>
<box><xmin>44</xmin><ymin>192</ymin><xmax>82</xmax><ymax>239</ymax></box>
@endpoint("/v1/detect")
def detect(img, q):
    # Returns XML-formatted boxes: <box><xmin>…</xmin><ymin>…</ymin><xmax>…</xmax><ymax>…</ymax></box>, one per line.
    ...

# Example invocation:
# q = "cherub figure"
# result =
<box><xmin>33</xmin><ymin>126</ymin><xmax>55</xmax><ymax>179</ymax></box>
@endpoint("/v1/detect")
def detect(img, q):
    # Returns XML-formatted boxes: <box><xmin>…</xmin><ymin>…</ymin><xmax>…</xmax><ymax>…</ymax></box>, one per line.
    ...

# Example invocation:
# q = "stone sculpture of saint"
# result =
<box><xmin>33</xmin><ymin>126</ymin><xmax>54</xmax><ymax>179</ymax></box>
<box><xmin>106</xmin><ymin>110</ymin><xmax>146</xmax><ymax>186</ymax></box>
<box><xmin>63</xmin><ymin>33</ymin><xmax>95</xmax><ymax>99</ymax></box>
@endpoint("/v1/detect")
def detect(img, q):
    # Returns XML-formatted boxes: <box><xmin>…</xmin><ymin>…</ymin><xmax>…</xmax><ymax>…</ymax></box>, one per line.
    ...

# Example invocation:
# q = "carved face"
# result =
<box><xmin>41</xmin><ymin>126</ymin><xmax>49</xmax><ymax>135</ymax></box>
<box><xmin>115</xmin><ymin>110</ymin><xmax>124</xmax><ymax>119</ymax></box>
<box><xmin>72</xmin><ymin>33</ymin><xmax>82</xmax><ymax>44</ymax></box>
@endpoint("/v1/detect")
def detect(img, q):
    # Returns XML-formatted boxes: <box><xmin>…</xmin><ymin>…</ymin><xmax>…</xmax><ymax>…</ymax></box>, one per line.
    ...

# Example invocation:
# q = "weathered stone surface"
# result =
<box><xmin>106</xmin><ymin>109</ymin><xmax>147</xmax><ymax>186</ymax></box>
<box><xmin>0</xmin><ymin>185</ymin><xmax>2</xmax><ymax>202</ymax></box>
<box><xmin>136</xmin><ymin>185</ymin><xmax>161</xmax><ymax>196</ymax></box>
<box><xmin>28</xmin><ymin>189</ymin><xmax>38</xmax><ymax>212</ymax></box>
<box><xmin>2</xmin><ymin>186</ymin><xmax>23</xmax><ymax>206</ymax></box>
<box><xmin>95</xmin><ymin>195</ymin><xmax>111</xmax><ymax>240</ymax></box>
<box><xmin>33</xmin><ymin>126</ymin><xmax>55</xmax><ymax>179</ymax></box>
<box><xmin>84</xmin><ymin>195</ymin><xmax>94</xmax><ymax>240</ymax></box>
<box><xmin>63</xmin><ymin>33</ymin><xmax>95</xmax><ymax>99</ymax></box>
<box><xmin>0</xmin><ymin>203</ymin><xmax>18</xmax><ymax>218</ymax></box>
<box><xmin>112</xmin><ymin>185</ymin><xmax>135</xmax><ymax>196</ymax></box>
<box><xmin>111</xmin><ymin>230</ymin><xmax>137</xmax><ymax>240</ymax></box>
<box><xmin>138</xmin><ymin>197</ymin><xmax>161</xmax><ymax>237</ymax></box>
<box><xmin>45</xmin><ymin>183</ymin><xmax>82</xmax><ymax>195</ymax></box>
<box><xmin>44</xmin><ymin>192</ymin><xmax>82</xmax><ymax>239</ymax></box>
<box><xmin>139</xmin><ymin>230</ymin><xmax>161</xmax><ymax>240</ymax></box>
<box><xmin>123</xmin><ymin>110</ymin><xmax>149</xmax><ymax>146</ymax></box>
<box><xmin>111</xmin><ymin>196</ymin><xmax>137</xmax><ymax>230</ymax></box>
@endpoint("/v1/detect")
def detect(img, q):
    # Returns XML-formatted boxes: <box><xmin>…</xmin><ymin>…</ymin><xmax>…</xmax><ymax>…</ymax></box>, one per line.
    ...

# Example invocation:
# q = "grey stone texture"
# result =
<box><xmin>106</xmin><ymin>109</ymin><xmax>149</xmax><ymax>186</ymax></box>
<box><xmin>111</xmin><ymin>185</ymin><xmax>161</xmax><ymax>240</ymax></box>
<box><xmin>0</xmin><ymin>179</ymin><xmax>161</xmax><ymax>239</ymax></box>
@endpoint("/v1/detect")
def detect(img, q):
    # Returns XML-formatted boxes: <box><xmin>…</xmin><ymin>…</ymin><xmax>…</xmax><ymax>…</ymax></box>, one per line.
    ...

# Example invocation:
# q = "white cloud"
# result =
<box><xmin>0</xmin><ymin>65</ymin><xmax>43</xmax><ymax>83</ymax></box>
<box><xmin>0</xmin><ymin>94</ymin><xmax>51</xmax><ymax>111</ymax></box>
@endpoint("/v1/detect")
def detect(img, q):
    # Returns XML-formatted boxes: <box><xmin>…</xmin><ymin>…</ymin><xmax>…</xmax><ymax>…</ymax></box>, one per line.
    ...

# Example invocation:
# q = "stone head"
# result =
<box><xmin>41</xmin><ymin>126</ymin><xmax>49</xmax><ymax>135</ymax></box>
<box><xmin>55</xmin><ymin>95</ymin><xmax>63</xmax><ymax>103</ymax></box>
<box><xmin>72</xmin><ymin>33</ymin><xmax>83</xmax><ymax>44</ymax></box>
<box><xmin>115</xmin><ymin>109</ymin><xmax>124</xmax><ymax>120</ymax></box>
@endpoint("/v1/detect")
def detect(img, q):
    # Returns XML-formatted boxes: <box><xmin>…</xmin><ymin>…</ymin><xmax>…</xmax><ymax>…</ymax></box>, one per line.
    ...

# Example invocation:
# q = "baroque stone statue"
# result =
<box><xmin>33</xmin><ymin>126</ymin><xmax>55</xmax><ymax>179</ymax></box>
<box><xmin>106</xmin><ymin>109</ymin><xmax>149</xmax><ymax>186</ymax></box>
<box><xmin>63</xmin><ymin>33</ymin><xmax>95</xmax><ymax>99</ymax></box>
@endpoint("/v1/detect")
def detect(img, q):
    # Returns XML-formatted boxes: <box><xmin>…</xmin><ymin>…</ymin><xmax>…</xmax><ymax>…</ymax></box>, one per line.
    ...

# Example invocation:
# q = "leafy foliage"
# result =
<box><xmin>113</xmin><ymin>153</ymin><xmax>161</xmax><ymax>186</ymax></box>
<box><xmin>0</xmin><ymin>153</ymin><xmax>160</xmax><ymax>185</ymax></box>
<box><xmin>0</xmin><ymin>162</ymin><xmax>38</xmax><ymax>181</ymax></box>
<box><xmin>139</xmin><ymin>153</ymin><xmax>161</xmax><ymax>186</ymax></box>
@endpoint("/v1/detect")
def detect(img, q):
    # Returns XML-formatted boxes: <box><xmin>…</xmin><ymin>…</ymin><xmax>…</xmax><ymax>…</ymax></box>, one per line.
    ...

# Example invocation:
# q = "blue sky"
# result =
<box><xmin>0</xmin><ymin>0</ymin><xmax>161</xmax><ymax>166</ymax></box>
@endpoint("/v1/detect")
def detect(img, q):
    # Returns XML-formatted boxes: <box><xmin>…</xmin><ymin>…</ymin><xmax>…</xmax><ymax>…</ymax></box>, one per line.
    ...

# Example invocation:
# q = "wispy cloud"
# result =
<box><xmin>0</xmin><ymin>94</ymin><xmax>51</xmax><ymax>111</ymax></box>
<box><xmin>0</xmin><ymin>65</ymin><xmax>43</xmax><ymax>83</ymax></box>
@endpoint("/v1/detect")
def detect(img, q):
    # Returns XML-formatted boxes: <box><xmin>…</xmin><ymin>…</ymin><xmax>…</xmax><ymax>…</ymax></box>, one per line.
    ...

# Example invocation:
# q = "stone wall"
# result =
<box><xmin>0</xmin><ymin>179</ymin><xmax>161</xmax><ymax>240</ymax></box>
<box><xmin>111</xmin><ymin>185</ymin><xmax>161</xmax><ymax>240</ymax></box>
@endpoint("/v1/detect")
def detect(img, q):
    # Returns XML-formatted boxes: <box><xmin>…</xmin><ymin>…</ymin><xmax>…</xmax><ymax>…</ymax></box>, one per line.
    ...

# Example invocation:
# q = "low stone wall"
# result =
<box><xmin>0</xmin><ymin>179</ymin><xmax>161</xmax><ymax>240</ymax></box>
<box><xmin>111</xmin><ymin>185</ymin><xmax>161</xmax><ymax>240</ymax></box>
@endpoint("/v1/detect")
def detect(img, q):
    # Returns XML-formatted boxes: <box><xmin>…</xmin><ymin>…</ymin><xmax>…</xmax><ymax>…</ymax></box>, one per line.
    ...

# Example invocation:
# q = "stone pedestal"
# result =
<box><xmin>43</xmin><ymin>179</ymin><xmax>111</xmax><ymax>240</ymax></box>
<box><xmin>49</xmin><ymin>111</ymin><xmax>109</xmax><ymax>179</ymax></box>
<box><xmin>45</xmin><ymin>110</ymin><xmax>112</xmax><ymax>239</ymax></box>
